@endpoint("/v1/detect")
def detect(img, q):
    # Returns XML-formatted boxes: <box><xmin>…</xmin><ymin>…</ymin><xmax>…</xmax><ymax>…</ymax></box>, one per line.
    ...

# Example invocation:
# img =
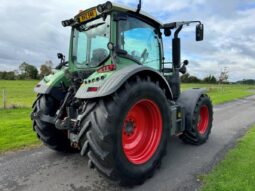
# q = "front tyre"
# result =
<box><xmin>79</xmin><ymin>77</ymin><xmax>170</xmax><ymax>186</ymax></box>
<box><xmin>180</xmin><ymin>94</ymin><xmax>213</xmax><ymax>145</ymax></box>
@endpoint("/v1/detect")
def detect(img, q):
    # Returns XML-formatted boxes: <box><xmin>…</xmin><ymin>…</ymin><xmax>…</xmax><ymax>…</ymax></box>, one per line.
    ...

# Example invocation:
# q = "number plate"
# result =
<box><xmin>79</xmin><ymin>8</ymin><xmax>97</xmax><ymax>23</ymax></box>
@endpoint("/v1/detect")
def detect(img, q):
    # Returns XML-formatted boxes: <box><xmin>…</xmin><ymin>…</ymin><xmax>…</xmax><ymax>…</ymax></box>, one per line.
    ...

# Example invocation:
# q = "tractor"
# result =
<box><xmin>31</xmin><ymin>0</ymin><xmax>213</xmax><ymax>186</ymax></box>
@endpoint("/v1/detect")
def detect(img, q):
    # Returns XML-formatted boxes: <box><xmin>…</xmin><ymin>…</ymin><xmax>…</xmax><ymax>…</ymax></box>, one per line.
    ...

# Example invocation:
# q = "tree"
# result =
<box><xmin>188</xmin><ymin>75</ymin><xmax>201</xmax><ymax>83</ymax></box>
<box><xmin>237</xmin><ymin>79</ymin><xmax>255</xmax><ymax>85</ymax></box>
<box><xmin>181</xmin><ymin>73</ymin><xmax>201</xmax><ymax>83</ymax></box>
<box><xmin>40</xmin><ymin>60</ymin><xmax>53</xmax><ymax>78</ymax></box>
<box><xmin>19</xmin><ymin>62</ymin><xmax>38</xmax><ymax>79</ymax></box>
<box><xmin>203</xmin><ymin>75</ymin><xmax>217</xmax><ymax>84</ymax></box>
<box><xmin>6</xmin><ymin>71</ymin><xmax>15</xmax><ymax>80</ymax></box>
<box><xmin>0</xmin><ymin>71</ymin><xmax>6</xmax><ymax>79</ymax></box>
<box><xmin>181</xmin><ymin>73</ymin><xmax>190</xmax><ymax>83</ymax></box>
<box><xmin>0</xmin><ymin>71</ymin><xmax>15</xmax><ymax>80</ymax></box>
<box><xmin>218</xmin><ymin>67</ymin><xmax>229</xmax><ymax>84</ymax></box>
<box><xmin>19</xmin><ymin>62</ymin><xmax>28</xmax><ymax>74</ymax></box>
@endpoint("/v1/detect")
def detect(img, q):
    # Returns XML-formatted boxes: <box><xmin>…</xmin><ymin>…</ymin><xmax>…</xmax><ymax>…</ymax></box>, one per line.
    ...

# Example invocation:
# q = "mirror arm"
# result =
<box><xmin>163</xmin><ymin>21</ymin><xmax>201</xmax><ymax>30</ymax></box>
<box><xmin>55</xmin><ymin>62</ymin><xmax>65</xmax><ymax>70</ymax></box>
<box><xmin>174</xmin><ymin>25</ymin><xmax>183</xmax><ymax>38</ymax></box>
<box><xmin>115</xmin><ymin>47</ymin><xmax>128</xmax><ymax>55</ymax></box>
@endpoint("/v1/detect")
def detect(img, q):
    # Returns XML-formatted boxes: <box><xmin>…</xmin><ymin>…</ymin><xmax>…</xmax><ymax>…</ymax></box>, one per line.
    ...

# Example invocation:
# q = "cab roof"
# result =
<box><xmin>111</xmin><ymin>3</ymin><xmax>163</xmax><ymax>28</ymax></box>
<box><xmin>75</xmin><ymin>2</ymin><xmax>163</xmax><ymax>28</ymax></box>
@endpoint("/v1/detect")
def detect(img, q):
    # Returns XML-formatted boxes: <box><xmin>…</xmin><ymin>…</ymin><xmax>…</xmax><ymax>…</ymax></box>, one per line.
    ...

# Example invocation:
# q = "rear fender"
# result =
<box><xmin>75</xmin><ymin>65</ymin><xmax>173</xmax><ymax>100</ymax></box>
<box><xmin>177</xmin><ymin>88</ymin><xmax>207</xmax><ymax>130</ymax></box>
<box><xmin>34</xmin><ymin>70</ymin><xmax>68</xmax><ymax>101</ymax></box>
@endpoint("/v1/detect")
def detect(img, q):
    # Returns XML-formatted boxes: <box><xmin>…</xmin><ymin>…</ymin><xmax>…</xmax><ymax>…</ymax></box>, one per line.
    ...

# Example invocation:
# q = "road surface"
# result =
<box><xmin>1</xmin><ymin>95</ymin><xmax>255</xmax><ymax>191</ymax></box>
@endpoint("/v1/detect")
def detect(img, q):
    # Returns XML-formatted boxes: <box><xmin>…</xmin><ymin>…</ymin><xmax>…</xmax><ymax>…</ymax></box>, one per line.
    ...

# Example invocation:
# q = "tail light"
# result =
<box><xmin>87</xmin><ymin>87</ymin><xmax>99</xmax><ymax>92</ymax></box>
<box><xmin>97</xmin><ymin>64</ymin><xmax>116</xmax><ymax>73</ymax></box>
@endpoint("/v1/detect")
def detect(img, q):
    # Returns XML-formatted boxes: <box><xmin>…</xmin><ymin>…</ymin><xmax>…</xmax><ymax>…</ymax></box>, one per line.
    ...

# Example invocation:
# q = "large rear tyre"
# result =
<box><xmin>180</xmin><ymin>94</ymin><xmax>213</xmax><ymax>145</ymax></box>
<box><xmin>78</xmin><ymin>77</ymin><xmax>170</xmax><ymax>186</ymax></box>
<box><xmin>32</xmin><ymin>95</ymin><xmax>74</xmax><ymax>152</ymax></box>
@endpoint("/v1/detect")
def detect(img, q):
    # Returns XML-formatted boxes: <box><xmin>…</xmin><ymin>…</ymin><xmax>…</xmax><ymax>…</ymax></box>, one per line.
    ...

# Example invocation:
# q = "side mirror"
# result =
<box><xmin>196</xmin><ymin>24</ymin><xmax>204</xmax><ymax>41</ymax></box>
<box><xmin>164</xmin><ymin>28</ymin><xmax>171</xmax><ymax>37</ymax></box>
<box><xmin>55</xmin><ymin>53</ymin><xmax>67</xmax><ymax>70</ymax></box>
<box><xmin>57</xmin><ymin>53</ymin><xmax>64</xmax><ymax>59</ymax></box>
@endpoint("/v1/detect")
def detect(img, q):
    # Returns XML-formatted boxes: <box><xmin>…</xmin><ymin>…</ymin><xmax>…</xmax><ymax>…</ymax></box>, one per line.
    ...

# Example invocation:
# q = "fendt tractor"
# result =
<box><xmin>31</xmin><ymin>0</ymin><xmax>213</xmax><ymax>186</ymax></box>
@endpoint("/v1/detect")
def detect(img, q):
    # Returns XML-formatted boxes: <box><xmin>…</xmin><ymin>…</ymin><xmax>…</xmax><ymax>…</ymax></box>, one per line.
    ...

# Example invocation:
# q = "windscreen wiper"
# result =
<box><xmin>80</xmin><ymin>22</ymin><xmax>105</xmax><ymax>32</ymax></box>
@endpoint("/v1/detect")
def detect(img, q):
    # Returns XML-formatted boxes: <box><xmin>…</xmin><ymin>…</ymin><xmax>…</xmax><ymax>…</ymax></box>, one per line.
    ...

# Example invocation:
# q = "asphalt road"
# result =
<box><xmin>1</xmin><ymin>95</ymin><xmax>255</xmax><ymax>191</ymax></box>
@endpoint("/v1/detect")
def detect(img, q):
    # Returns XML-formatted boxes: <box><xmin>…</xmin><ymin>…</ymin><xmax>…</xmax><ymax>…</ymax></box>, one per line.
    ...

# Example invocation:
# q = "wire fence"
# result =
<box><xmin>2</xmin><ymin>89</ymin><xmax>6</xmax><ymax>109</ymax></box>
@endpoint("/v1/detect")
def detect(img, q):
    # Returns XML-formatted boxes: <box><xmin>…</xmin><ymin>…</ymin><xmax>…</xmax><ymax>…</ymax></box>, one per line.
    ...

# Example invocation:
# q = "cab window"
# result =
<box><xmin>118</xmin><ymin>16</ymin><xmax>161</xmax><ymax>70</ymax></box>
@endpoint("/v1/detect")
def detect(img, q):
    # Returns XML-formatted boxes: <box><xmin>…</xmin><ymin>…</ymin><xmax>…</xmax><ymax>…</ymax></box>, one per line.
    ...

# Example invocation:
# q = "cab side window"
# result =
<box><xmin>119</xmin><ymin>16</ymin><xmax>161</xmax><ymax>70</ymax></box>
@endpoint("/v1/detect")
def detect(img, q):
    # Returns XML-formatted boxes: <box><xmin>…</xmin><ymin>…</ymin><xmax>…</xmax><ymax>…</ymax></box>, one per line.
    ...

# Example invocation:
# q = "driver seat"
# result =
<box><xmin>91</xmin><ymin>48</ymin><xmax>108</xmax><ymax>66</ymax></box>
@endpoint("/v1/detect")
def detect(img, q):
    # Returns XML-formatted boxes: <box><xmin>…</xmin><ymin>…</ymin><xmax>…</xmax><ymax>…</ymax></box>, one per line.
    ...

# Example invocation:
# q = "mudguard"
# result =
<box><xmin>34</xmin><ymin>80</ymin><xmax>51</xmax><ymax>94</ymax></box>
<box><xmin>75</xmin><ymin>64</ymin><xmax>173</xmax><ymax>99</ymax></box>
<box><xmin>177</xmin><ymin>88</ymin><xmax>207</xmax><ymax>130</ymax></box>
<box><xmin>34</xmin><ymin>70</ymin><xmax>67</xmax><ymax>101</ymax></box>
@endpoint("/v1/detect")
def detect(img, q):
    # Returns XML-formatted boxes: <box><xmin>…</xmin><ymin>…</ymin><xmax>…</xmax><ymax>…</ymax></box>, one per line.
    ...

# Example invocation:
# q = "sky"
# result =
<box><xmin>0</xmin><ymin>0</ymin><xmax>255</xmax><ymax>81</ymax></box>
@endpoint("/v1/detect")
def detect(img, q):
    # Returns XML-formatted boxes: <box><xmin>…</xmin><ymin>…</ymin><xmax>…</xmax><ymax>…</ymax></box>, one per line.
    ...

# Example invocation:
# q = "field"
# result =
<box><xmin>0</xmin><ymin>80</ymin><xmax>254</xmax><ymax>108</ymax></box>
<box><xmin>0</xmin><ymin>80</ymin><xmax>37</xmax><ymax>108</ymax></box>
<box><xmin>0</xmin><ymin>80</ymin><xmax>254</xmax><ymax>153</ymax></box>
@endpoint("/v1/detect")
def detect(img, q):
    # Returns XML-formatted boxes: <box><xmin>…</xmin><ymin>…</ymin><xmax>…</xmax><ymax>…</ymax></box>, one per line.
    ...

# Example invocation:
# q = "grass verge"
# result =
<box><xmin>0</xmin><ymin>108</ymin><xmax>40</xmax><ymax>153</ymax></box>
<box><xmin>182</xmin><ymin>83</ymin><xmax>255</xmax><ymax>105</ymax></box>
<box><xmin>200</xmin><ymin>125</ymin><xmax>255</xmax><ymax>191</ymax></box>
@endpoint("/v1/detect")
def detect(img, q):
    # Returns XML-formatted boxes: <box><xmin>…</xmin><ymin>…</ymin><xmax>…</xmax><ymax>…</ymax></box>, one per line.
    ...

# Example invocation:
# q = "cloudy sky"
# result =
<box><xmin>0</xmin><ymin>0</ymin><xmax>255</xmax><ymax>81</ymax></box>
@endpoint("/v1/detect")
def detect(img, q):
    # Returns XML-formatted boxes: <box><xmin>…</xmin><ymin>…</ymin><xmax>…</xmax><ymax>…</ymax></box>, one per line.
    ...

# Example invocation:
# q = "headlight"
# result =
<box><xmin>61</xmin><ymin>19</ymin><xmax>75</xmax><ymax>27</ymax></box>
<box><xmin>97</xmin><ymin>4</ymin><xmax>104</xmax><ymax>13</ymax></box>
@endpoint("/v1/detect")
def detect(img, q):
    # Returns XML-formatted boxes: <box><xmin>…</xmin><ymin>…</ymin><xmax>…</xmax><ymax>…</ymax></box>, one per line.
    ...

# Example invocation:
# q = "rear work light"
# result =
<box><xmin>97</xmin><ymin>64</ymin><xmax>116</xmax><ymax>73</ymax></box>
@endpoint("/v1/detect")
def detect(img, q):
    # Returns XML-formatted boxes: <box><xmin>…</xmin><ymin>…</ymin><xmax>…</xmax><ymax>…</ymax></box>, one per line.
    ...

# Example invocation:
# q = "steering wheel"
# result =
<box><xmin>140</xmin><ymin>48</ymin><xmax>148</xmax><ymax>63</ymax></box>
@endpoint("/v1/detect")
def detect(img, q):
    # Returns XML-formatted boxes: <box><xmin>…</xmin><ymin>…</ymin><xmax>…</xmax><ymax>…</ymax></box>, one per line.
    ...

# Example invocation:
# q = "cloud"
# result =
<box><xmin>153</xmin><ymin>0</ymin><xmax>255</xmax><ymax>81</ymax></box>
<box><xmin>0</xmin><ymin>0</ymin><xmax>254</xmax><ymax>81</ymax></box>
<box><xmin>0</xmin><ymin>0</ymin><xmax>103</xmax><ymax>69</ymax></box>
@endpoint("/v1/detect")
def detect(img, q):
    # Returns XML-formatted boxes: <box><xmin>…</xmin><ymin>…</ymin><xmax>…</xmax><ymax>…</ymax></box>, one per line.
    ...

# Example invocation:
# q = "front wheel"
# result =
<box><xmin>79</xmin><ymin>77</ymin><xmax>170</xmax><ymax>186</ymax></box>
<box><xmin>180</xmin><ymin>94</ymin><xmax>213</xmax><ymax>145</ymax></box>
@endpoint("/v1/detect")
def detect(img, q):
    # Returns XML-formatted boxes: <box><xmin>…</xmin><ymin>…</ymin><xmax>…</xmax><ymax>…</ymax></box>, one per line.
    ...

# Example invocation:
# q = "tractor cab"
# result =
<box><xmin>61</xmin><ymin>2</ymin><xmax>164</xmax><ymax>71</ymax></box>
<box><xmin>60</xmin><ymin>1</ymin><xmax>203</xmax><ymax>100</ymax></box>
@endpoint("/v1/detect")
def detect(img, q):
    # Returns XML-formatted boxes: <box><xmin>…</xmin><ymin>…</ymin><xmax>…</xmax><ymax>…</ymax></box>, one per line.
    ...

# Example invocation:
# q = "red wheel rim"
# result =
<box><xmin>122</xmin><ymin>99</ymin><xmax>163</xmax><ymax>165</ymax></box>
<box><xmin>197</xmin><ymin>105</ymin><xmax>209</xmax><ymax>135</ymax></box>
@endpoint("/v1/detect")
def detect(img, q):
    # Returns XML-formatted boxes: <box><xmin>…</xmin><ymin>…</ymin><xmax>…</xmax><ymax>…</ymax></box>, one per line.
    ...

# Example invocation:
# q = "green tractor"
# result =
<box><xmin>31</xmin><ymin>1</ymin><xmax>213</xmax><ymax>186</ymax></box>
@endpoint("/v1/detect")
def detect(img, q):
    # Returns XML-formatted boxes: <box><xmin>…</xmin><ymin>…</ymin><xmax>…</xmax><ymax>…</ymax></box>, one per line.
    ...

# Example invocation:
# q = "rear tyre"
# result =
<box><xmin>32</xmin><ymin>95</ymin><xmax>74</xmax><ymax>152</ymax></box>
<box><xmin>79</xmin><ymin>77</ymin><xmax>170</xmax><ymax>186</ymax></box>
<box><xmin>180</xmin><ymin>94</ymin><xmax>213</xmax><ymax>145</ymax></box>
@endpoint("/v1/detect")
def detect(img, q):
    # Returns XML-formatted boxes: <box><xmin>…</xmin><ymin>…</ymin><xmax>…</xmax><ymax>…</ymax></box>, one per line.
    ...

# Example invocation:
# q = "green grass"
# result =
<box><xmin>0</xmin><ymin>80</ymin><xmax>38</xmax><ymax>108</ymax></box>
<box><xmin>201</xmin><ymin>125</ymin><xmax>255</xmax><ymax>191</ymax></box>
<box><xmin>0</xmin><ymin>108</ymin><xmax>40</xmax><ymax>153</ymax></box>
<box><xmin>182</xmin><ymin>83</ymin><xmax>255</xmax><ymax>105</ymax></box>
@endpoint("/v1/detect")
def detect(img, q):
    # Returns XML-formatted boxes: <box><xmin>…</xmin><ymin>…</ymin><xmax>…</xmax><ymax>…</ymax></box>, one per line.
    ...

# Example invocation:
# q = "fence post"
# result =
<box><xmin>2</xmin><ymin>89</ymin><xmax>6</xmax><ymax>109</ymax></box>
